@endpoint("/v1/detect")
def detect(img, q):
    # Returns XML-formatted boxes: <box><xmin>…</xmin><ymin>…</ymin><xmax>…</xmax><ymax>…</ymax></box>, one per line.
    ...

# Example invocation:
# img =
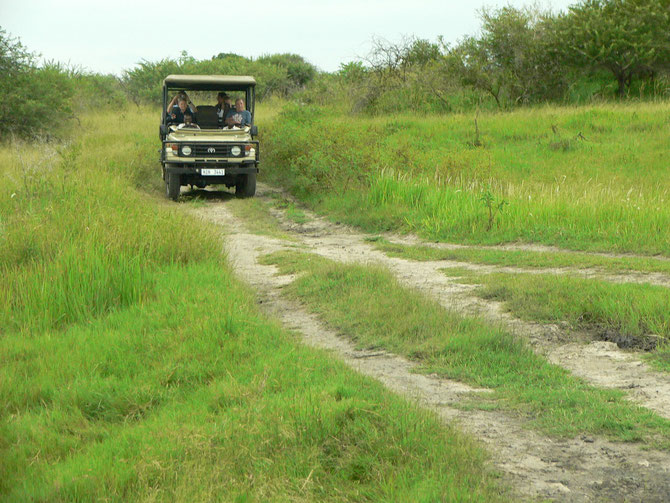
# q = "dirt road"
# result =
<box><xmin>190</xmin><ymin>184</ymin><xmax>670</xmax><ymax>502</ymax></box>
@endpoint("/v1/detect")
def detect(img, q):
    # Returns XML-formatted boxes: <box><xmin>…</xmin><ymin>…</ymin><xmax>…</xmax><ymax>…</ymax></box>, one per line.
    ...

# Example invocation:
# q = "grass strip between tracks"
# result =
<box><xmin>439</xmin><ymin>268</ymin><xmax>670</xmax><ymax>372</ymax></box>
<box><xmin>369</xmin><ymin>238</ymin><xmax>670</xmax><ymax>277</ymax></box>
<box><xmin>260</xmin><ymin>249</ymin><xmax>670</xmax><ymax>448</ymax></box>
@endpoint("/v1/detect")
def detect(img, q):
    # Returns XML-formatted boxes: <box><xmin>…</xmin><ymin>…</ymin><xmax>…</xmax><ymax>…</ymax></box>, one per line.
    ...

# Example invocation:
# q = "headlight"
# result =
<box><xmin>182</xmin><ymin>145</ymin><xmax>192</xmax><ymax>156</ymax></box>
<box><xmin>231</xmin><ymin>146</ymin><xmax>241</xmax><ymax>156</ymax></box>
<box><xmin>247</xmin><ymin>148</ymin><xmax>256</xmax><ymax>157</ymax></box>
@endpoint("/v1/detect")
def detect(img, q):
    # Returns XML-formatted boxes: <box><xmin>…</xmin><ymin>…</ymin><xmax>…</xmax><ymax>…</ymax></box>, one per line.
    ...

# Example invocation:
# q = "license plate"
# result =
<box><xmin>201</xmin><ymin>168</ymin><xmax>225</xmax><ymax>176</ymax></box>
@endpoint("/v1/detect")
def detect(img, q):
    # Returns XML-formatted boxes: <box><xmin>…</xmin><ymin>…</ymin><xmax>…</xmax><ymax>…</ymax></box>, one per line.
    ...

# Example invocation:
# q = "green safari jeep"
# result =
<box><xmin>159</xmin><ymin>75</ymin><xmax>259</xmax><ymax>200</ymax></box>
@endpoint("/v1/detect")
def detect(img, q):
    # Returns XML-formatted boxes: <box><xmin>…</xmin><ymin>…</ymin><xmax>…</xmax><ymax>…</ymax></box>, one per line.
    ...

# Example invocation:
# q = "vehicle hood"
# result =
<box><xmin>167</xmin><ymin>127</ymin><xmax>252</xmax><ymax>142</ymax></box>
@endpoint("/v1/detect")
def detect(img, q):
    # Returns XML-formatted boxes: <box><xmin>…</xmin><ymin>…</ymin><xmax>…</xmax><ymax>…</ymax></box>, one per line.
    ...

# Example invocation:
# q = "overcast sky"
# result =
<box><xmin>2</xmin><ymin>0</ymin><xmax>577</xmax><ymax>75</ymax></box>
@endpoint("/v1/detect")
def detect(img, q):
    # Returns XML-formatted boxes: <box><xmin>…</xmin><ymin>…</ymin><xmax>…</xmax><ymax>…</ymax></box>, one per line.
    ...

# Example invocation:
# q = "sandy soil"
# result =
<box><xmin>393</xmin><ymin>235</ymin><xmax>670</xmax><ymax>264</ymax></box>
<box><xmin>188</xmin><ymin>185</ymin><xmax>670</xmax><ymax>502</ymax></box>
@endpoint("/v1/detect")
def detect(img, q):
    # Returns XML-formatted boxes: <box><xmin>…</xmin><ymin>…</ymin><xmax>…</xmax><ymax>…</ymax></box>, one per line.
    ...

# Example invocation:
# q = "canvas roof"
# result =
<box><xmin>163</xmin><ymin>75</ymin><xmax>256</xmax><ymax>91</ymax></box>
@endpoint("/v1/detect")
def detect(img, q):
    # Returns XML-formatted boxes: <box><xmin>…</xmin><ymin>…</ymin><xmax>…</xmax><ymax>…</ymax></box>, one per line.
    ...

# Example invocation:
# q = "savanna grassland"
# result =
<box><xmin>0</xmin><ymin>109</ymin><xmax>506</xmax><ymax>501</ymax></box>
<box><xmin>264</xmin><ymin>102</ymin><xmax>670</xmax><ymax>254</ymax></box>
<box><xmin>4</xmin><ymin>0</ymin><xmax>670</xmax><ymax>497</ymax></box>
<box><xmin>2</xmin><ymin>97</ymin><xmax>670</xmax><ymax>502</ymax></box>
<box><xmin>261</xmin><ymin>102</ymin><xmax>670</xmax><ymax>367</ymax></box>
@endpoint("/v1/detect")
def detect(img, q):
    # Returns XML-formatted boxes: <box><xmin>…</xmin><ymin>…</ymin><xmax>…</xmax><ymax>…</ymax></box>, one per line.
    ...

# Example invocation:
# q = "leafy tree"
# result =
<box><xmin>366</xmin><ymin>36</ymin><xmax>438</xmax><ymax>85</ymax></box>
<box><xmin>256</xmin><ymin>53</ymin><xmax>317</xmax><ymax>89</ymax></box>
<box><xmin>338</xmin><ymin>61</ymin><xmax>368</xmax><ymax>84</ymax></box>
<box><xmin>448</xmin><ymin>35</ymin><xmax>506</xmax><ymax>107</ymax></box>
<box><xmin>213</xmin><ymin>52</ymin><xmax>249</xmax><ymax>63</ymax></box>
<box><xmin>450</xmin><ymin>6</ymin><xmax>567</xmax><ymax>106</ymax></box>
<box><xmin>122</xmin><ymin>52</ymin><xmax>316</xmax><ymax>105</ymax></box>
<box><xmin>0</xmin><ymin>27</ymin><xmax>33</xmax><ymax>78</ymax></box>
<box><xmin>557</xmin><ymin>0</ymin><xmax>670</xmax><ymax>97</ymax></box>
<box><xmin>0</xmin><ymin>27</ymin><xmax>73</xmax><ymax>137</ymax></box>
<box><xmin>122</xmin><ymin>58</ymin><xmax>181</xmax><ymax>104</ymax></box>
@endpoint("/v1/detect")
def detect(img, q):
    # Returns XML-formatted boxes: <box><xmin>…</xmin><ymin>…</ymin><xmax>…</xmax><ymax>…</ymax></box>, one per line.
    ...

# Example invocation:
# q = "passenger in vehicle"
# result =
<box><xmin>167</xmin><ymin>91</ymin><xmax>197</xmax><ymax>115</ymax></box>
<box><xmin>215</xmin><ymin>92</ymin><xmax>232</xmax><ymax>121</ymax></box>
<box><xmin>225</xmin><ymin>98</ymin><xmax>252</xmax><ymax>128</ymax></box>
<box><xmin>180</xmin><ymin>114</ymin><xmax>200</xmax><ymax>129</ymax></box>
<box><xmin>167</xmin><ymin>98</ymin><xmax>197</xmax><ymax>125</ymax></box>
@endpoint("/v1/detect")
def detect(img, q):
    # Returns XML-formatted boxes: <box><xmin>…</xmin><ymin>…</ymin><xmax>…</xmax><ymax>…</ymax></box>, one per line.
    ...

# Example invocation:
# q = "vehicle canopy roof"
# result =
<box><xmin>163</xmin><ymin>75</ymin><xmax>256</xmax><ymax>92</ymax></box>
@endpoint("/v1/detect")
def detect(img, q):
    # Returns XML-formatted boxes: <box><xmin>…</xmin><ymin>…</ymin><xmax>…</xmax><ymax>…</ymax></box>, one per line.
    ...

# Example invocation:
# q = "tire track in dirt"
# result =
<box><xmin>190</xmin><ymin>192</ymin><xmax>670</xmax><ymax>502</ymax></box>
<box><xmin>393</xmin><ymin>235</ymin><xmax>670</xmax><ymax>264</ymax></box>
<box><xmin>416</xmin><ymin>258</ymin><xmax>670</xmax><ymax>288</ymax></box>
<box><xmin>247</xmin><ymin>185</ymin><xmax>670</xmax><ymax>421</ymax></box>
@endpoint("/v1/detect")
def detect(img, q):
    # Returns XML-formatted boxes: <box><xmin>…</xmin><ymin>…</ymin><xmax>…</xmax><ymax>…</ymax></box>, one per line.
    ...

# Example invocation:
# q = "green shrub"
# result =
<box><xmin>0</xmin><ymin>29</ymin><xmax>74</xmax><ymax>137</ymax></box>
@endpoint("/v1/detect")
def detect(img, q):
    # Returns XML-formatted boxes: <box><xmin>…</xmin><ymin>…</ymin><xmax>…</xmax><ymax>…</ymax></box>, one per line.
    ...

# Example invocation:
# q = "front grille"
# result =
<box><xmin>191</xmin><ymin>144</ymin><xmax>243</xmax><ymax>157</ymax></box>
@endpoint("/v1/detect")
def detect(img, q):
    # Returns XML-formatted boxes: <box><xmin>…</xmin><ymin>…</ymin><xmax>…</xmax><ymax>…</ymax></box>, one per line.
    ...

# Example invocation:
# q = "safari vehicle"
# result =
<box><xmin>159</xmin><ymin>75</ymin><xmax>259</xmax><ymax>200</ymax></box>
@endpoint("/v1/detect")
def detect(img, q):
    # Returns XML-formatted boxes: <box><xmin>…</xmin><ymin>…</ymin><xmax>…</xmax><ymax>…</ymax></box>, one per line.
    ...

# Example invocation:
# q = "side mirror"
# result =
<box><xmin>250</xmin><ymin>125</ymin><xmax>258</xmax><ymax>137</ymax></box>
<box><xmin>159</xmin><ymin>124</ymin><xmax>168</xmax><ymax>139</ymax></box>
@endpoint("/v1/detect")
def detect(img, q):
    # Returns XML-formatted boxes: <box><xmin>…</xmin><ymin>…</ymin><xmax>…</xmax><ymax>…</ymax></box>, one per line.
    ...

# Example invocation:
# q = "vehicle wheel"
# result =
<box><xmin>166</xmin><ymin>172</ymin><xmax>181</xmax><ymax>201</ymax></box>
<box><xmin>235</xmin><ymin>172</ymin><xmax>256</xmax><ymax>198</ymax></box>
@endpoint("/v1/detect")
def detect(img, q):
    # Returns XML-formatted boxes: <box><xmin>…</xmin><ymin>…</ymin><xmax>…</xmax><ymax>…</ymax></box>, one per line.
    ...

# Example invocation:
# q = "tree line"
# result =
<box><xmin>1</xmin><ymin>0</ymin><xmax>669</xmax><ymax>137</ymax></box>
<box><xmin>314</xmin><ymin>0</ymin><xmax>670</xmax><ymax>114</ymax></box>
<box><xmin>0</xmin><ymin>26</ymin><xmax>316</xmax><ymax>138</ymax></box>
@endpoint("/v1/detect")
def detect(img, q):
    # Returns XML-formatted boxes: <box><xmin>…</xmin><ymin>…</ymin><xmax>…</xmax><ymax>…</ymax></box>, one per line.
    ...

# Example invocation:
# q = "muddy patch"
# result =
<box><xmin>595</xmin><ymin>327</ymin><xmax>661</xmax><ymax>351</ymax></box>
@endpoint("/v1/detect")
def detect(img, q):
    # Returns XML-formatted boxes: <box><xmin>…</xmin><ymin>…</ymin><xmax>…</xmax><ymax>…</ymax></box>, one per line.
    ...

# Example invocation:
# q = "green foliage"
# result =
<box><xmin>121</xmin><ymin>57</ymin><xmax>181</xmax><ymax>104</ymax></box>
<box><xmin>479</xmin><ymin>188</ymin><xmax>508</xmax><ymax>231</ymax></box>
<box><xmin>320</xmin><ymin>1</ymin><xmax>669</xmax><ymax>112</ymax></box>
<box><xmin>0</xmin><ymin>28</ymin><xmax>74</xmax><ymax>137</ymax></box>
<box><xmin>0</xmin><ymin>108</ymin><xmax>218</xmax><ymax>334</ymax></box>
<box><xmin>450</xmin><ymin>270</ymin><xmax>670</xmax><ymax>345</ymax></box>
<box><xmin>71</xmin><ymin>72</ymin><xmax>127</xmax><ymax>110</ymax></box>
<box><xmin>264</xmin><ymin>103</ymin><xmax>376</xmax><ymax>198</ymax></box>
<box><xmin>257</xmin><ymin>53</ymin><xmax>317</xmax><ymax>88</ymax></box>
<box><xmin>0</xmin><ymin>28</ymin><xmax>129</xmax><ymax>138</ymax></box>
<box><xmin>339</xmin><ymin>61</ymin><xmax>368</xmax><ymax>84</ymax></box>
<box><xmin>556</xmin><ymin>0</ymin><xmax>670</xmax><ymax>97</ymax></box>
<box><xmin>122</xmin><ymin>51</ymin><xmax>317</xmax><ymax>105</ymax></box>
<box><xmin>451</xmin><ymin>6</ymin><xmax>568</xmax><ymax>107</ymax></box>
<box><xmin>0</xmin><ymin>26</ymin><xmax>32</xmax><ymax>76</ymax></box>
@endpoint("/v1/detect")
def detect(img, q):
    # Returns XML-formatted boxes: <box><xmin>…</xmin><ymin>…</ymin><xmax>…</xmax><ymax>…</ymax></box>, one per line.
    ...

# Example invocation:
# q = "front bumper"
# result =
<box><xmin>164</xmin><ymin>161</ymin><xmax>259</xmax><ymax>175</ymax></box>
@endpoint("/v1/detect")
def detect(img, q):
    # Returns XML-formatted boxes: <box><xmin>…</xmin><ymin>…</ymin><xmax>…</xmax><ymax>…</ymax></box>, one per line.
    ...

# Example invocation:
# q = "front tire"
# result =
<box><xmin>235</xmin><ymin>172</ymin><xmax>256</xmax><ymax>198</ymax></box>
<box><xmin>166</xmin><ymin>172</ymin><xmax>181</xmax><ymax>201</ymax></box>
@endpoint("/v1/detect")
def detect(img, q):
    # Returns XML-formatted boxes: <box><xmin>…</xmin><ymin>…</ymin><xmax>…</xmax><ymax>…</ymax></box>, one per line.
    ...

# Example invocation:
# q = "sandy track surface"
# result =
<box><xmin>394</xmin><ymin>236</ymin><xmax>670</xmax><ymax>264</ymax></box>
<box><xmin>411</xmin><ymin>258</ymin><xmax>670</xmax><ymax>289</ymax></box>
<box><xmin>189</xmin><ymin>185</ymin><xmax>670</xmax><ymax>501</ymax></box>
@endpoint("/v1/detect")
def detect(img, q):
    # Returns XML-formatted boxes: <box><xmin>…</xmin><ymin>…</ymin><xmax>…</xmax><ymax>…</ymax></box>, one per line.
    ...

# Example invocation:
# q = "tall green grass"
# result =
<box><xmin>263</xmin><ymin>102</ymin><xmax>670</xmax><ymax>255</ymax></box>
<box><xmin>0</xmin><ymin>108</ymin><xmax>219</xmax><ymax>333</ymax></box>
<box><xmin>1</xmin><ymin>261</ymin><xmax>503</xmax><ymax>501</ymax></box>
<box><xmin>0</xmin><ymin>107</ymin><xmax>506</xmax><ymax>500</ymax></box>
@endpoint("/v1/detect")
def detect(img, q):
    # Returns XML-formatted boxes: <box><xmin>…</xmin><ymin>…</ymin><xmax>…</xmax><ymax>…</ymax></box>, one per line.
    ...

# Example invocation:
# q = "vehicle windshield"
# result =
<box><xmin>165</xmin><ymin>90</ymin><xmax>253</xmax><ymax>129</ymax></box>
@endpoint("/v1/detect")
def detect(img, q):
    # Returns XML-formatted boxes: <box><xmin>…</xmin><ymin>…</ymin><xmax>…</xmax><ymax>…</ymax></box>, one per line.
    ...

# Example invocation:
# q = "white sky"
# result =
<box><xmin>1</xmin><ymin>0</ymin><xmax>577</xmax><ymax>75</ymax></box>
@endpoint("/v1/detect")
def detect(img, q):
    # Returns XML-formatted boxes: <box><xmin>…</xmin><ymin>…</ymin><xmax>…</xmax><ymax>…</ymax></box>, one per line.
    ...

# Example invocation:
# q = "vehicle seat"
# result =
<box><xmin>195</xmin><ymin>105</ymin><xmax>219</xmax><ymax>129</ymax></box>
